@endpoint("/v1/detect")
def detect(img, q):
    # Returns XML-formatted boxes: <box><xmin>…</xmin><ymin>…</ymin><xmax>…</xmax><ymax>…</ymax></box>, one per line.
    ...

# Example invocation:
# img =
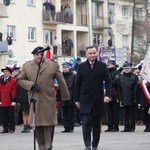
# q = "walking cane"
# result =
<box><xmin>29</xmin><ymin>46</ymin><xmax>50</xmax><ymax>150</ymax></box>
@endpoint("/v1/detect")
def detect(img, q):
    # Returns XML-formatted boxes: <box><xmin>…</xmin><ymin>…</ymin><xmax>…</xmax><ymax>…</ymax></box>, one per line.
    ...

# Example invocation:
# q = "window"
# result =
<box><xmin>43</xmin><ymin>29</ymin><xmax>54</xmax><ymax>45</ymax></box>
<box><xmin>147</xmin><ymin>2</ymin><xmax>150</xmax><ymax>14</ymax></box>
<box><xmin>28</xmin><ymin>27</ymin><xmax>36</xmax><ymax>41</ymax></box>
<box><xmin>135</xmin><ymin>8</ymin><xmax>143</xmax><ymax>21</ymax></box>
<box><xmin>7</xmin><ymin>25</ymin><xmax>16</xmax><ymax>39</ymax></box>
<box><xmin>108</xmin><ymin>3</ymin><xmax>115</xmax><ymax>24</ymax></box>
<box><xmin>122</xmin><ymin>35</ymin><xmax>129</xmax><ymax>48</ymax></box>
<box><xmin>122</xmin><ymin>6</ymin><xmax>128</xmax><ymax>18</ymax></box>
<box><xmin>93</xmin><ymin>34</ymin><xmax>103</xmax><ymax>45</ymax></box>
<box><xmin>108</xmin><ymin>3</ymin><xmax>115</xmax><ymax>14</ymax></box>
<box><xmin>27</xmin><ymin>0</ymin><xmax>35</xmax><ymax>6</ymax></box>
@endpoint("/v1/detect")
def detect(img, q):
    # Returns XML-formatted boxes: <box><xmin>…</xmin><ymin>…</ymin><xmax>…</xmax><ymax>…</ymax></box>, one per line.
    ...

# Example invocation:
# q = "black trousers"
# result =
<box><xmin>1</xmin><ymin>106</ymin><xmax>15</xmax><ymax>131</ymax></box>
<box><xmin>106</xmin><ymin>100</ymin><xmax>119</xmax><ymax>129</ymax></box>
<box><xmin>82</xmin><ymin>112</ymin><xmax>101</xmax><ymax>148</ymax></box>
<box><xmin>62</xmin><ymin>105</ymin><xmax>74</xmax><ymax>131</ymax></box>
<box><xmin>123</xmin><ymin>105</ymin><xmax>136</xmax><ymax>130</ymax></box>
<box><xmin>142</xmin><ymin>108</ymin><xmax>150</xmax><ymax>129</ymax></box>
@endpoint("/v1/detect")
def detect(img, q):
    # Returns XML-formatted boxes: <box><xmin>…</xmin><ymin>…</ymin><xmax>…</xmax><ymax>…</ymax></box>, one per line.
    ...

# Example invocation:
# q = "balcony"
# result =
<box><xmin>92</xmin><ymin>16</ymin><xmax>110</xmax><ymax>29</ymax></box>
<box><xmin>0</xmin><ymin>3</ymin><xmax>8</xmax><ymax>18</ymax></box>
<box><xmin>76</xmin><ymin>14</ymin><xmax>87</xmax><ymax>26</ymax></box>
<box><xmin>42</xmin><ymin>10</ymin><xmax>73</xmax><ymax>24</ymax></box>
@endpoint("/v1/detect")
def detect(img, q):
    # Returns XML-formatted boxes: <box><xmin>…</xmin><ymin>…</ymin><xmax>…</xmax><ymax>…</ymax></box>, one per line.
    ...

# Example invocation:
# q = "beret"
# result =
<box><xmin>31</xmin><ymin>46</ymin><xmax>44</xmax><ymax>54</ymax></box>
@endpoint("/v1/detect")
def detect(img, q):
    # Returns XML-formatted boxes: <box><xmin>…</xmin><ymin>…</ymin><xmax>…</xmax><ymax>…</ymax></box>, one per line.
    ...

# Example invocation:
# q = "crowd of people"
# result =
<box><xmin>43</xmin><ymin>0</ymin><xmax>73</xmax><ymax>23</ymax></box>
<box><xmin>0</xmin><ymin>45</ymin><xmax>150</xmax><ymax>150</ymax></box>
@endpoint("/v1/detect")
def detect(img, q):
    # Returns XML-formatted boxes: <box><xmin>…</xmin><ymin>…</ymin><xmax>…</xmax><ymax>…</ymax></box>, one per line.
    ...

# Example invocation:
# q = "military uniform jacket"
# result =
<box><xmin>118</xmin><ymin>72</ymin><xmax>138</xmax><ymax>106</ymax></box>
<box><xmin>74</xmin><ymin>59</ymin><xmax>111</xmax><ymax>116</ymax></box>
<box><xmin>18</xmin><ymin>59</ymin><xmax>70</xmax><ymax>126</ymax></box>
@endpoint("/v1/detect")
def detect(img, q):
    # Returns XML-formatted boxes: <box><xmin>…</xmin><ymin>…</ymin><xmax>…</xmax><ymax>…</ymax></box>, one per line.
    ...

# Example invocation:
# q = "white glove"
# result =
<box><xmin>104</xmin><ymin>96</ymin><xmax>111</xmax><ymax>103</ymax></box>
<box><xmin>11</xmin><ymin>102</ymin><xmax>16</xmax><ymax>106</ymax></box>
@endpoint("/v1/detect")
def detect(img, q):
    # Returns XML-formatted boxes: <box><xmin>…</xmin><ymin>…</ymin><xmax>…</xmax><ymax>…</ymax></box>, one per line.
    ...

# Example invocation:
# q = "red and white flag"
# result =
<box><xmin>140</xmin><ymin>46</ymin><xmax>150</xmax><ymax>83</ymax></box>
<box><xmin>140</xmin><ymin>46</ymin><xmax>150</xmax><ymax>104</ymax></box>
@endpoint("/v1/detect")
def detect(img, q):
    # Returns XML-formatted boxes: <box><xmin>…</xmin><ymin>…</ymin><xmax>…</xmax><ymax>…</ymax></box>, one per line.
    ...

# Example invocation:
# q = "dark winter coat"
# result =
<box><xmin>63</xmin><ymin>71</ymin><xmax>75</xmax><ymax>103</ymax></box>
<box><xmin>17</xmin><ymin>86</ymin><xmax>28</xmax><ymax>104</ymax></box>
<box><xmin>118</xmin><ymin>72</ymin><xmax>138</xmax><ymax>106</ymax></box>
<box><xmin>108</xmin><ymin>67</ymin><xmax>120</xmax><ymax>99</ymax></box>
<box><xmin>74</xmin><ymin>59</ymin><xmax>111</xmax><ymax>116</ymax></box>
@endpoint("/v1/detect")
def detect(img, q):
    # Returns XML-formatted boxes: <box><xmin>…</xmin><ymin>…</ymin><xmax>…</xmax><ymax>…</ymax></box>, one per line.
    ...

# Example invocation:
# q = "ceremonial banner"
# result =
<box><xmin>140</xmin><ymin>46</ymin><xmax>150</xmax><ymax>105</ymax></box>
<box><xmin>97</xmin><ymin>46</ymin><xmax>103</xmax><ymax>62</ymax></box>
<box><xmin>140</xmin><ymin>80</ymin><xmax>150</xmax><ymax>104</ymax></box>
<box><xmin>140</xmin><ymin>46</ymin><xmax>150</xmax><ymax>83</ymax></box>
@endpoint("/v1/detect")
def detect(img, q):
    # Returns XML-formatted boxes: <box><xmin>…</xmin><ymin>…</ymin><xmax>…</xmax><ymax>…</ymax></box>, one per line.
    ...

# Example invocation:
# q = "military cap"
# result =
<box><xmin>76</xmin><ymin>57</ymin><xmax>81</xmax><ymax>62</ymax></box>
<box><xmin>107</xmin><ymin>60</ymin><xmax>116</xmax><ymax>66</ymax></box>
<box><xmin>122</xmin><ymin>62</ymin><xmax>132</xmax><ymax>68</ymax></box>
<box><xmin>62</xmin><ymin>62</ymin><xmax>71</xmax><ymax>68</ymax></box>
<box><xmin>31</xmin><ymin>46</ymin><xmax>44</xmax><ymax>54</ymax></box>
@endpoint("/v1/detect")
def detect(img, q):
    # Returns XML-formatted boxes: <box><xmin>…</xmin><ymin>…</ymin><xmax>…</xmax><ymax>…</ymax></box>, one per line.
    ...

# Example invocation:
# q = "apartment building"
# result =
<box><xmin>1</xmin><ymin>0</ymin><xmax>146</xmax><ymax>68</ymax></box>
<box><xmin>0</xmin><ymin>0</ymin><xmax>111</xmax><ymax>68</ymax></box>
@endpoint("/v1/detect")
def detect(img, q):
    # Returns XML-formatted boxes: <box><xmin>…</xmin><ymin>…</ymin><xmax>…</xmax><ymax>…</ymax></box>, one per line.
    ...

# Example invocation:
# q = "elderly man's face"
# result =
<box><xmin>123</xmin><ymin>67</ymin><xmax>132</xmax><ymax>73</ymax></box>
<box><xmin>3</xmin><ymin>70</ymin><xmax>11</xmax><ymax>77</ymax></box>
<box><xmin>33</xmin><ymin>53</ymin><xmax>45</xmax><ymax>63</ymax></box>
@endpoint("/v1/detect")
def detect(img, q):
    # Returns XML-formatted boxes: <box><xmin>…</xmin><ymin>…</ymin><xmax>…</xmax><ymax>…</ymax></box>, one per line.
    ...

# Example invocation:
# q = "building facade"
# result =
<box><xmin>0</xmin><ymin>0</ymin><xmax>148</xmax><ymax>69</ymax></box>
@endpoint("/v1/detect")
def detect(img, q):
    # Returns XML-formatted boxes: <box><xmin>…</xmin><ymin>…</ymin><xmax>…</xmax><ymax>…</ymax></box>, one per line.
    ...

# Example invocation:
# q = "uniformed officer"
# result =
<box><xmin>17</xmin><ymin>46</ymin><xmax>70</xmax><ymax>150</ymax></box>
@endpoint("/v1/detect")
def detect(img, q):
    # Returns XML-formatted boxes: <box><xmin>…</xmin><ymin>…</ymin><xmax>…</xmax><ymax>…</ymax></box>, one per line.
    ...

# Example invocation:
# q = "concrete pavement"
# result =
<box><xmin>0</xmin><ymin>125</ymin><xmax>149</xmax><ymax>150</ymax></box>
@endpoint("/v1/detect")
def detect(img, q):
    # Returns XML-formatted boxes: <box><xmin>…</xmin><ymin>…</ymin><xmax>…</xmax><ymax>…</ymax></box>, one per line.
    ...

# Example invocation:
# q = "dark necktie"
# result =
<box><xmin>90</xmin><ymin>62</ymin><xmax>94</xmax><ymax>70</ymax></box>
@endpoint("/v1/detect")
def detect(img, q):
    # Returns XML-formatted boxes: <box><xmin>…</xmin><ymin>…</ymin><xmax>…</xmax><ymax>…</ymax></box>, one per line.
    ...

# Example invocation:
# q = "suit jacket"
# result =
<box><xmin>17</xmin><ymin>59</ymin><xmax>70</xmax><ymax>126</ymax></box>
<box><xmin>75</xmin><ymin>59</ymin><xmax>111</xmax><ymax>116</ymax></box>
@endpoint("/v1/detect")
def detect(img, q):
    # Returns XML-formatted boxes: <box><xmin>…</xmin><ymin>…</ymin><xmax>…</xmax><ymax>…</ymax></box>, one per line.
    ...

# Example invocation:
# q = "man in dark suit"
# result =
<box><xmin>74</xmin><ymin>46</ymin><xmax>111</xmax><ymax>150</ymax></box>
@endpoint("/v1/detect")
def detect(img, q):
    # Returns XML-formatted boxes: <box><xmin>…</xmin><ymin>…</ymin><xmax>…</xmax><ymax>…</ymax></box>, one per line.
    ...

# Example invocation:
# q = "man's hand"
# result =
<box><xmin>11</xmin><ymin>102</ymin><xmax>16</xmax><ymax>106</ymax></box>
<box><xmin>0</xmin><ymin>102</ymin><xmax>2</xmax><ymax>107</ymax></box>
<box><xmin>75</xmin><ymin>102</ymin><xmax>80</xmax><ymax>108</ymax></box>
<box><xmin>31</xmin><ymin>83</ymin><xmax>41</xmax><ymax>92</ymax></box>
<box><xmin>104</xmin><ymin>96</ymin><xmax>111</xmax><ymax>103</ymax></box>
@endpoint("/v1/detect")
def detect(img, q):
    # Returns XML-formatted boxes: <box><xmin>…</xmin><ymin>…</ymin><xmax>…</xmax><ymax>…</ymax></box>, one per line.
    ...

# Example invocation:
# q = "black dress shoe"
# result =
<box><xmin>61</xmin><ymin>130</ymin><xmax>69</xmax><ymax>133</ymax></box>
<box><xmin>85</xmin><ymin>146</ymin><xmax>91</xmax><ymax>150</ymax></box>
<box><xmin>144</xmin><ymin>128</ymin><xmax>150</xmax><ymax>132</ymax></box>
<box><xmin>121</xmin><ymin>129</ymin><xmax>130</xmax><ymax>132</ymax></box>
<box><xmin>9</xmin><ymin>130</ymin><xmax>15</xmax><ymax>133</ymax></box>
<box><xmin>61</xmin><ymin>129</ymin><xmax>73</xmax><ymax>133</ymax></box>
<box><xmin>1</xmin><ymin>130</ymin><xmax>9</xmax><ymax>133</ymax></box>
<box><xmin>105</xmin><ymin>128</ymin><xmax>113</xmax><ymax>132</ymax></box>
<box><xmin>92</xmin><ymin>147</ymin><xmax>98</xmax><ymax>150</ymax></box>
<box><xmin>130</xmin><ymin>129</ymin><xmax>135</xmax><ymax>132</ymax></box>
<box><xmin>110</xmin><ymin>128</ymin><xmax>119</xmax><ymax>132</ymax></box>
